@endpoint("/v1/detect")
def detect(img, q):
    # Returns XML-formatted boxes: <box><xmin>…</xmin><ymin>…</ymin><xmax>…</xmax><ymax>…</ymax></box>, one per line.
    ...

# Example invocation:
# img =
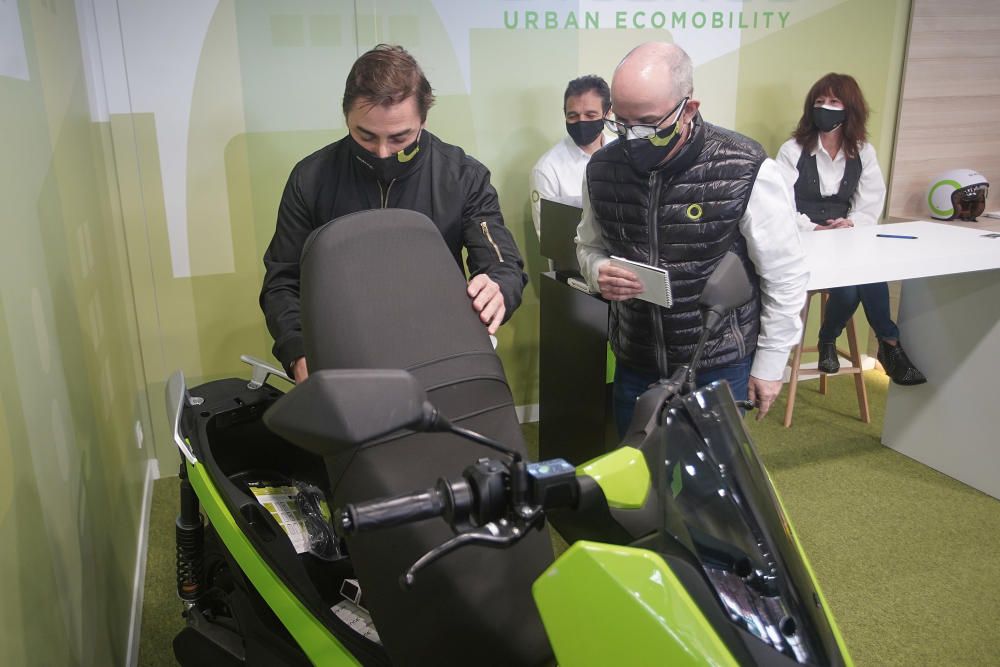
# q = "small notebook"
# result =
<box><xmin>609</xmin><ymin>256</ymin><xmax>673</xmax><ymax>308</ymax></box>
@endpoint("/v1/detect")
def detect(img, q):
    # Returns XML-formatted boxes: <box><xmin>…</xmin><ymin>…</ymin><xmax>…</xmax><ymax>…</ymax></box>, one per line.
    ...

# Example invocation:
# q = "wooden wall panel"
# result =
<box><xmin>887</xmin><ymin>0</ymin><xmax>1000</xmax><ymax>218</ymax></box>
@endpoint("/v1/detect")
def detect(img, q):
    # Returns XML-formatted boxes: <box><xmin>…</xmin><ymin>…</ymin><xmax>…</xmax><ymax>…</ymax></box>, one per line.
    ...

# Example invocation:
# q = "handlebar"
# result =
<box><xmin>335</xmin><ymin>457</ymin><xmax>577</xmax><ymax>588</ymax></box>
<box><xmin>339</xmin><ymin>485</ymin><xmax>447</xmax><ymax>533</ymax></box>
<box><xmin>337</xmin><ymin>458</ymin><xmax>578</xmax><ymax>538</ymax></box>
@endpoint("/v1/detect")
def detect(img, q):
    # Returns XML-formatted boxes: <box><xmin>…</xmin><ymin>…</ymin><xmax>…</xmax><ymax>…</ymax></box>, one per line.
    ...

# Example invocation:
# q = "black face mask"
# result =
<box><xmin>623</xmin><ymin>99</ymin><xmax>687</xmax><ymax>172</ymax></box>
<box><xmin>812</xmin><ymin>106</ymin><xmax>845</xmax><ymax>133</ymax></box>
<box><xmin>350</xmin><ymin>130</ymin><xmax>426</xmax><ymax>183</ymax></box>
<box><xmin>566</xmin><ymin>119</ymin><xmax>604</xmax><ymax>147</ymax></box>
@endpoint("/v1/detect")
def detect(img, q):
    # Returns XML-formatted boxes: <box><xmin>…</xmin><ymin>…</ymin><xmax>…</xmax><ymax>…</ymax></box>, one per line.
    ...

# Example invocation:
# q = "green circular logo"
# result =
<box><xmin>928</xmin><ymin>179</ymin><xmax>960</xmax><ymax>217</ymax></box>
<box><xmin>686</xmin><ymin>203</ymin><xmax>703</xmax><ymax>221</ymax></box>
<box><xmin>530</xmin><ymin>190</ymin><xmax>540</xmax><ymax>203</ymax></box>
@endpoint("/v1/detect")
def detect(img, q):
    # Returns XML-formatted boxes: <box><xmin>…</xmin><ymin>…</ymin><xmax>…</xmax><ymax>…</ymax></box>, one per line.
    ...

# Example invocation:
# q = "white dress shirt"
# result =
<box><xmin>775</xmin><ymin>138</ymin><xmax>887</xmax><ymax>232</ymax></box>
<box><xmin>530</xmin><ymin>135</ymin><xmax>605</xmax><ymax>238</ymax></box>
<box><xmin>575</xmin><ymin>158</ymin><xmax>808</xmax><ymax>382</ymax></box>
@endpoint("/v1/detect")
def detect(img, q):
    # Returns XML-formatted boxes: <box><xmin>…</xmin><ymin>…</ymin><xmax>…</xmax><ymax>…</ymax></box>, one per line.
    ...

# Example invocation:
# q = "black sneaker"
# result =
<box><xmin>817</xmin><ymin>341</ymin><xmax>840</xmax><ymax>374</ymax></box>
<box><xmin>878</xmin><ymin>340</ymin><xmax>927</xmax><ymax>386</ymax></box>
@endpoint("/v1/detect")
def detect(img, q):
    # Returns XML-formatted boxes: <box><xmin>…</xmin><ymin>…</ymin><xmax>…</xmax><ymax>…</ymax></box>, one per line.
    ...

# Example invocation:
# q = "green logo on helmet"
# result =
<box><xmin>928</xmin><ymin>179</ymin><xmax>960</xmax><ymax>218</ymax></box>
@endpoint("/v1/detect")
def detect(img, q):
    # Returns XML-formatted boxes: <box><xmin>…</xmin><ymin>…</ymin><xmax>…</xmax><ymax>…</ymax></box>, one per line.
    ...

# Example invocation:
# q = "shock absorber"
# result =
<box><xmin>176</xmin><ymin>461</ymin><xmax>204</xmax><ymax>601</ymax></box>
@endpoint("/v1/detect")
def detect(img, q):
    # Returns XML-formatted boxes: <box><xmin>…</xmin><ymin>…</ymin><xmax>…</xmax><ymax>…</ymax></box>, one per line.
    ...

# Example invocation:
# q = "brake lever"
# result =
<box><xmin>400</xmin><ymin>508</ymin><xmax>544</xmax><ymax>590</ymax></box>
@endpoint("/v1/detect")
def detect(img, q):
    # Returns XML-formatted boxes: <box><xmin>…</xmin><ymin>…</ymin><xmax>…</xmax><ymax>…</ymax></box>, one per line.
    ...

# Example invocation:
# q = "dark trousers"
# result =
<box><xmin>818</xmin><ymin>282</ymin><xmax>900</xmax><ymax>343</ymax></box>
<box><xmin>613</xmin><ymin>355</ymin><xmax>752</xmax><ymax>438</ymax></box>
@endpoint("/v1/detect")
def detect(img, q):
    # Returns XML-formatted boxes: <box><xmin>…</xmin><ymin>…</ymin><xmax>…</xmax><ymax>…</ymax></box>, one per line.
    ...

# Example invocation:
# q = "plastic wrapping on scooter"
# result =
<box><xmin>298</xmin><ymin>209</ymin><xmax>554</xmax><ymax>666</ymax></box>
<box><xmin>235</xmin><ymin>472</ymin><xmax>342</xmax><ymax>562</ymax></box>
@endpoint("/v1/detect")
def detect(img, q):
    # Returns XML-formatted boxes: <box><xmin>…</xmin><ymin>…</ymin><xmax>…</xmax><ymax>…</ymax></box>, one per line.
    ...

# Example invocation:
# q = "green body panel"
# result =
<box><xmin>187</xmin><ymin>459</ymin><xmax>359</xmax><ymax>666</ymax></box>
<box><xmin>765</xmin><ymin>470</ymin><xmax>855</xmax><ymax>666</ymax></box>
<box><xmin>579</xmin><ymin>446</ymin><xmax>650</xmax><ymax>509</ymax></box>
<box><xmin>533</xmin><ymin>541</ymin><xmax>738</xmax><ymax>667</ymax></box>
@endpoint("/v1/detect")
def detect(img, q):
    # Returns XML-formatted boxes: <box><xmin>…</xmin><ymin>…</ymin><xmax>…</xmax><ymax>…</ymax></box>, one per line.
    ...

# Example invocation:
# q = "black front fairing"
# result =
<box><xmin>650</xmin><ymin>381</ymin><xmax>847</xmax><ymax>666</ymax></box>
<box><xmin>551</xmin><ymin>378</ymin><xmax>849</xmax><ymax>665</ymax></box>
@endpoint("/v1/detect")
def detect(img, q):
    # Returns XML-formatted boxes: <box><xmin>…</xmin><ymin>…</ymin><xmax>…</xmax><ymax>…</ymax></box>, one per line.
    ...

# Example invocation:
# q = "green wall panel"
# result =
<box><xmin>1</xmin><ymin>0</ymin><xmax>151</xmax><ymax>663</ymax></box>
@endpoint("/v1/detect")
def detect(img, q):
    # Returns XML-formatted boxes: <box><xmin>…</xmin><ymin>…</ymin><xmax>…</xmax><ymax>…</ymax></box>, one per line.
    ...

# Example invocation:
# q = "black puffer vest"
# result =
<box><xmin>793</xmin><ymin>148</ymin><xmax>861</xmax><ymax>223</ymax></box>
<box><xmin>587</xmin><ymin>114</ymin><xmax>765</xmax><ymax>375</ymax></box>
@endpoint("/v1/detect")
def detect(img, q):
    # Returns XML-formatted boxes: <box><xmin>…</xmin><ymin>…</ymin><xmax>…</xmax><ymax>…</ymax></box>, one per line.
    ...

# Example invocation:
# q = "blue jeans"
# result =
<box><xmin>613</xmin><ymin>356</ymin><xmax>752</xmax><ymax>438</ymax></box>
<box><xmin>818</xmin><ymin>282</ymin><xmax>899</xmax><ymax>342</ymax></box>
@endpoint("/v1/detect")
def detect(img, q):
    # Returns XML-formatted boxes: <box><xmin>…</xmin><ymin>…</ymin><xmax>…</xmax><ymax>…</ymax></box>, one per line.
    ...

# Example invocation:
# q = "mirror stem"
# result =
<box><xmin>685</xmin><ymin>310</ymin><xmax>724</xmax><ymax>391</ymax></box>
<box><xmin>423</xmin><ymin>405</ymin><xmax>521</xmax><ymax>462</ymax></box>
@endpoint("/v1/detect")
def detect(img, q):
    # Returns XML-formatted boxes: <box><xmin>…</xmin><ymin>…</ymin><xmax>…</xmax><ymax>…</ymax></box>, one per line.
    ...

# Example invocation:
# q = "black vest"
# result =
<box><xmin>793</xmin><ymin>148</ymin><xmax>861</xmax><ymax>224</ymax></box>
<box><xmin>586</xmin><ymin>115</ymin><xmax>765</xmax><ymax>374</ymax></box>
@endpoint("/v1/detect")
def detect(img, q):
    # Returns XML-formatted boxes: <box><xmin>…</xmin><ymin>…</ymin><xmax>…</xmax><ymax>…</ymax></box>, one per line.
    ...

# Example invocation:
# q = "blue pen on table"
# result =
<box><xmin>876</xmin><ymin>233</ymin><xmax>918</xmax><ymax>239</ymax></box>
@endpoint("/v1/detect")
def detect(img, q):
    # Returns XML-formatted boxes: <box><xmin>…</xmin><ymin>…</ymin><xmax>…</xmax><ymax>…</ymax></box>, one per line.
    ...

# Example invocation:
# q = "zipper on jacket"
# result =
<box><xmin>377</xmin><ymin>179</ymin><xmax>396</xmax><ymax>208</ymax></box>
<box><xmin>729</xmin><ymin>310</ymin><xmax>746</xmax><ymax>359</ymax></box>
<box><xmin>480</xmin><ymin>221</ymin><xmax>505</xmax><ymax>262</ymax></box>
<box><xmin>646</xmin><ymin>170</ymin><xmax>670</xmax><ymax>379</ymax></box>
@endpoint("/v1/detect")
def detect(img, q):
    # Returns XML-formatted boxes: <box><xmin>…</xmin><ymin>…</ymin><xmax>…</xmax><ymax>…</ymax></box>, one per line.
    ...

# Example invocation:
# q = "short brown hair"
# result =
<box><xmin>792</xmin><ymin>73</ymin><xmax>870</xmax><ymax>159</ymax></box>
<box><xmin>342</xmin><ymin>44</ymin><xmax>435</xmax><ymax>121</ymax></box>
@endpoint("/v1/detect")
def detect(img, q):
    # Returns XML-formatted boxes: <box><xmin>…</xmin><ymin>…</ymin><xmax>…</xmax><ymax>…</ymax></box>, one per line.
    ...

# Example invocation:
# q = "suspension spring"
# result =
<box><xmin>176</xmin><ymin>514</ymin><xmax>205</xmax><ymax>601</ymax></box>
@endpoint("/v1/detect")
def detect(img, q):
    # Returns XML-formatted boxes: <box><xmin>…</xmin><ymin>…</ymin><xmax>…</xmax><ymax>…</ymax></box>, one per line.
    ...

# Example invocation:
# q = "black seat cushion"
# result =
<box><xmin>300</xmin><ymin>209</ymin><xmax>554</xmax><ymax>666</ymax></box>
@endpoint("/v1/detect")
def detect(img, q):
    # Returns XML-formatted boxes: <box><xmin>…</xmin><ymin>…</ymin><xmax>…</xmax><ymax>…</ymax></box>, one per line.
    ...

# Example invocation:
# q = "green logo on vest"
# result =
<box><xmin>686</xmin><ymin>203</ymin><xmax>704</xmax><ymax>221</ymax></box>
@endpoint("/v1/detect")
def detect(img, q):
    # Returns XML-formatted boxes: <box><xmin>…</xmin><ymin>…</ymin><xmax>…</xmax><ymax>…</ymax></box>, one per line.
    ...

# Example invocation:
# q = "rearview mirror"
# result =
<box><xmin>263</xmin><ymin>369</ymin><xmax>429</xmax><ymax>457</ymax></box>
<box><xmin>699</xmin><ymin>252</ymin><xmax>753</xmax><ymax>333</ymax></box>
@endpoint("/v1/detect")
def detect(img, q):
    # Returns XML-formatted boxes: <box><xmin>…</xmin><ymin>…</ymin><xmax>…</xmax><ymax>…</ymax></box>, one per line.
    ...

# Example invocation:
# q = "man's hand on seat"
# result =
<box><xmin>292</xmin><ymin>356</ymin><xmax>309</xmax><ymax>383</ymax></box>
<box><xmin>468</xmin><ymin>274</ymin><xmax>505</xmax><ymax>334</ymax></box>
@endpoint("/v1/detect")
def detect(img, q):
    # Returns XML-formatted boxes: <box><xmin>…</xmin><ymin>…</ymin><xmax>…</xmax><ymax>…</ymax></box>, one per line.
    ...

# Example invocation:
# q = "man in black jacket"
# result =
<box><xmin>260</xmin><ymin>45</ymin><xmax>527</xmax><ymax>382</ymax></box>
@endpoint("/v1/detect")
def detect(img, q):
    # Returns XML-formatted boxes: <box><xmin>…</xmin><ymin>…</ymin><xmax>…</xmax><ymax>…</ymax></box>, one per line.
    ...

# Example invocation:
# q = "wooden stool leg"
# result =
<box><xmin>783</xmin><ymin>293</ymin><xmax>813</xmax><ymax>428</ymax></box>
<box><xmin>819</xmin><ymin>292</ymin><xmax>829</xmax><ymax>395</ymax></box>
<box><xmin>845</xmin><ymin>316</ymin><xmax>871</xmax><ymax>424</ymax></box>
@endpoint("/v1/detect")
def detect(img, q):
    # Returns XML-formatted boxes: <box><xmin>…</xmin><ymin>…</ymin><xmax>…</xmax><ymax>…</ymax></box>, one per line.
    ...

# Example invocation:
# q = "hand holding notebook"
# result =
<box><xmin>609</xmin><ymin>256</ymin><xmax>673</xmax><ymax>308</ymax></box>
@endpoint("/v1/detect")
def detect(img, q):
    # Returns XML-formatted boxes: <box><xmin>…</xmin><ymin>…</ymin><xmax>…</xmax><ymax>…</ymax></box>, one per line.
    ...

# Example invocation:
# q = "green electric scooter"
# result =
<box><xmin>166</xmin><ymin>209</ymin><xmax>852</xmax><ymax>666</ymax></box>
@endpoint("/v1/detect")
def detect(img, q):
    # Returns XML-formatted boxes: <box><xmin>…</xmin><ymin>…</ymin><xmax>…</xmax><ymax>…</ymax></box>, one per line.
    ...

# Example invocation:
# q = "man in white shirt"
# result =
<box><xmin>576</xmin><ymin>43</ymin><xmax>808</xmax><ymax>432</ymax></box>
<box><xmin>529</xmin><ymin>75</ymin><xmax>611</xmax><ymax>238</ymax></box>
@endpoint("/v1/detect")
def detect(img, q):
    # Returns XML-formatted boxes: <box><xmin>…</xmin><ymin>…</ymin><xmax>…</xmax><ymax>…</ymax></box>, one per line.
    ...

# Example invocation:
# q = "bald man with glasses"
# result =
<box><xmin>576</xmin><ymin>42</ymin><xmax>808</xmax><ymax>434</ymax></box>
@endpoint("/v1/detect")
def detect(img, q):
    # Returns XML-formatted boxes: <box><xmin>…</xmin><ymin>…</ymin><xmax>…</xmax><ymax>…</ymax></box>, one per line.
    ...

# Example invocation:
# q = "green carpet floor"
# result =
<box><xmin>138</xmin><ymin>372</ymin><xmax>1000</xmax><ymax>665</ymax></box>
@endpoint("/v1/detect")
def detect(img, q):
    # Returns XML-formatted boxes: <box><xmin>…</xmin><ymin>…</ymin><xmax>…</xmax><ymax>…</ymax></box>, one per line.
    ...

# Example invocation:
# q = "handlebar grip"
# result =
<box><xmin>342</xmin><ymin>487</ymin><xmax>446</xmax><ymax>534</ymax></box>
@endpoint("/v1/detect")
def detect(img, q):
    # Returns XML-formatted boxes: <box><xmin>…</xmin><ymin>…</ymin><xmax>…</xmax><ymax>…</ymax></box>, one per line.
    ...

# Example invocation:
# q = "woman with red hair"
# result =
<box><xmin>777</xmin><ymin>73</ymin><xmax>925</xmax><ymax>385</ymax></box>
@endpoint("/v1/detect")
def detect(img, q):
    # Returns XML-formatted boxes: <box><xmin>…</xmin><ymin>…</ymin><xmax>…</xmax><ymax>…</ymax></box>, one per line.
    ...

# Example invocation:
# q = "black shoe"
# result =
<box><xmin>817</xmin><ymin>341</ymin><xmax>840</xmax><ymax>374</ymax></box>
<box><xmin>878</xmin><ymin>340</ymin><xmax>927</xmax><ymax>386</ymax></box>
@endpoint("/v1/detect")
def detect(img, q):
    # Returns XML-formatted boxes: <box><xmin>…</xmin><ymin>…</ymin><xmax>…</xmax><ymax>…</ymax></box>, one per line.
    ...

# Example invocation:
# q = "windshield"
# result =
<box><xmin>652</xmin><ymin>382</ymin><xmax>843</xmax><ymax>665</ymax></box>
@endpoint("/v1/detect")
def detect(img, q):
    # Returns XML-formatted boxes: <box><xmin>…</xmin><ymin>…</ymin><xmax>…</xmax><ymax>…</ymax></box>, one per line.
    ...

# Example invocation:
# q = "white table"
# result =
<box><xmin>801</xmin><ymin>220</ymin><xmax>1000</xmax><ymax>500</ymax></box>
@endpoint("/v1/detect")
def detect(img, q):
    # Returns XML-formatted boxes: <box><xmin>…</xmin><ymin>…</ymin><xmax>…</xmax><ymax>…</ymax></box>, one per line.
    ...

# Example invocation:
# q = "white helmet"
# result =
<box><xmin>927</xmin><ymin>169</ymin><xmax>989</xmax><ymax>221</ymax></box>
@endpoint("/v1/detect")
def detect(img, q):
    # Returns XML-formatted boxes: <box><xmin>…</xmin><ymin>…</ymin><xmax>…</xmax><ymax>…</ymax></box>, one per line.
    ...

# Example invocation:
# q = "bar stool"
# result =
<box><xmin>783</xmin><ymin>290</ymin><xmax>870</xmax><ymax>428</ymax></box>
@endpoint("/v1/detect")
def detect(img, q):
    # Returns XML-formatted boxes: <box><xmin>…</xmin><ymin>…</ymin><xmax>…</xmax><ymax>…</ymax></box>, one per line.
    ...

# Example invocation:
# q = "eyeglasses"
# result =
<box><xmin>604</xmin><ymin>97</ymin><xmax>689</xmax><ymax>139</ymax></box>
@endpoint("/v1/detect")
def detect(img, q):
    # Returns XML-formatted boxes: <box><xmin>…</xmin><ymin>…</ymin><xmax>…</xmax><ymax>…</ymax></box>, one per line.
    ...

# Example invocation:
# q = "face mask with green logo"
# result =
<box><xmin>623</xmin><ymin>98</ymin><xmax>688</xmax><ymax>172</ymax></box>
<box><xmin>351</xmin><ymin>130</ymin><xmax>427</xmax><ymax>183</ymax></box>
